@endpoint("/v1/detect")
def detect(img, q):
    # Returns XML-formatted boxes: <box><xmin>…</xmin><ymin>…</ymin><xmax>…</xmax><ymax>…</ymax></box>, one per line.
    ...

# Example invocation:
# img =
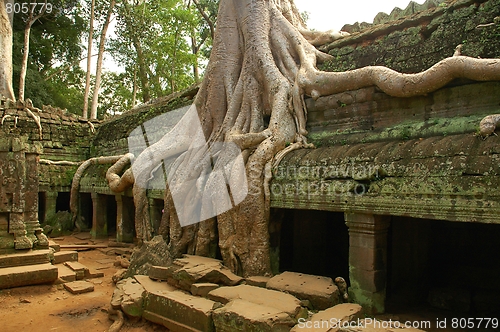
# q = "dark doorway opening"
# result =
<box><xmin>387</xmin><ymin>217</ymin><xmax>500</xmax><ymax>317</ymax></box>
<box><xmin>279</xmin><ymin>209</ymin><xmax>349</xmax><ymax>282</ymax></box>
<box><xmin>106</xmin><ymin>195</ymin><xmax>117</xmax><ymax>235</ymax></box>
<box><xmin>56</xmin><ymin>192</ymin><xmax>70</xmax><ymax>212</ymax></box>
<box><xmin>79</xmin><ymin>193</ymin><xmax>93</xmax><ymax>229</ymax></box>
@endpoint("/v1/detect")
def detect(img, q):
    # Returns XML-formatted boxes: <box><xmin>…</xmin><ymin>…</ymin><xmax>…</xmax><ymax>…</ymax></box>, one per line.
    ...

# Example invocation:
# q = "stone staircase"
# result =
<box><xmin>0</xmin><ymin>240</ymin><xmax>102</xmax><ymax>290</ymax></box>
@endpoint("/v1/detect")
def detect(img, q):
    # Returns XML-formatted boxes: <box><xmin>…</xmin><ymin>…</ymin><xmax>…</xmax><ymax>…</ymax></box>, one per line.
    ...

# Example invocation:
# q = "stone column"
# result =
<box><xmin>345</xmin><ymin>213</ymin><xmax>390</xmax><ymax>314</ymax></box>
<box><xmin>91</xmin><ymin>192</ymin><xmax>108</xmax><ymax>239</ymax></box>
<box><xmin>115</xmin><ymin>195</ymin><xmax>134</xmax><ymax>243</ymax></box>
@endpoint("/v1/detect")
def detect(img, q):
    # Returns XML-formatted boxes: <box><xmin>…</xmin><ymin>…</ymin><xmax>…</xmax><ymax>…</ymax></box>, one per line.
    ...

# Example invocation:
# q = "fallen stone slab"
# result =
<box><xmin>191</xmin><ymin>283</ymin><xmax>219</xmax><ymax>297</ymax></box>
<box><xmin>171</xmin><ymin>255</ymin><xmax>243</xmax><ymax>291</ymax></box>
<box><xmin>48</xmin><ymin>240</ymin><xmax>60</xmax><ymax>252</ymax></box>
<box><xmin>149</xmin><ymin>265</ymin><xmax>179</xmax><ymax>281</ymax></box>
<box><xmin>267</xmin><ymin>271</ymin><xmax>340</xmax><ymax>310</ymax></box>
<box><xmin>53</xmin><ymin>250</ymin><xmax>78</xmax><ymax>264</ymax></box>
<box><xmin>64</xmin><ymin>261</ymin><xmax>88</xmax><ymax>280</ymax></box>
<box><xmin>144</xmin><ymin>289</ymin><xmax>217</xmax><ymax>332</ymax></box>
<box><xmin>0</xmin><ymin>249</ymin><xmax>52</xmax><ymax>268</ymax></box>
<box><xmin>213</xmin><ymin>299</ymin><xmax>296</xmax><ymax>332</ymax></box>
<box><xmin>0</xmin><ymin>263</ymin><xmax>58</xmax><ymax>289</ymax></box>
<box><xmin>120</xmin><ymin>277</ymin><xmax>146</xmax><ymax>318</ymax></box>
<box><xmin>290</xmin><ymin>303</ymin><xmax>363</xmax><ymax>332</ymax></box>
<box><xmin>134</xmin><ymin>274</ymin><xmax>176</xmax><ymax>294</ymax></box>
<box><xmin>245</xmin><ymin>275</ymin><xmax>270</xmax><ymax>288</ymax></box>
<box><xmin>56</xmin><ymin>264</ymin><xmax>77</xmax><ymax>282</ymax></box>
<box><xmin>208</xmin><ymin>284</ymin><xmax>302</xmax><ymax>318</ymax></box>
<box><xmin>63</xmin><ymin>280</ymin><xmax>94</xmax><ymax>294</ymax></box>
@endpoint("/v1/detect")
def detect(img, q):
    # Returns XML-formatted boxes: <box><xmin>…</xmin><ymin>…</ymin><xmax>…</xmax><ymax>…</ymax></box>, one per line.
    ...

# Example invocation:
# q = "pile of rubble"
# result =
<box><xmin>112</xmin><ymin>255</ymin><xmax>425</xmax><ymax>331</ymax></box>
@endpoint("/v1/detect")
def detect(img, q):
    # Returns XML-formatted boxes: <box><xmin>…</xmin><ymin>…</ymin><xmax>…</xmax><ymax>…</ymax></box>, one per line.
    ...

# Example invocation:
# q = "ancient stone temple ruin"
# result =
<box><xmin>1</xmin><ymin>0</ymin><xmax>500</xmax><ymax>325</ymax></box>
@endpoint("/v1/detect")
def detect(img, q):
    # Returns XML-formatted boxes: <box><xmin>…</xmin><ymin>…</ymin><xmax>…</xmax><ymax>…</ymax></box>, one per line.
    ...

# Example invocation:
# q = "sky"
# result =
<box><xmin>294</xmin><ymin>0</ymin><xmax>426</xmax><ymax>31</ymax></box>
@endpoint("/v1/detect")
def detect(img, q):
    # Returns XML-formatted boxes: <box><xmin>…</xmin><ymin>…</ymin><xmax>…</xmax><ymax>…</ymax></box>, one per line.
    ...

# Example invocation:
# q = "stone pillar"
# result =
<box><xmin>345</xmin><ymin>213</ymin><xmax>390</xmax><ymax>314</ymax></box>
<box><xmin>115</xmin><ymin>195</ymin><xmax>134</xmax><ymax>243</ymax></box>
<box><xmin>91</xmin><ymin>193</ymin><xmax>108</xmax><ymax>239</ymax></box>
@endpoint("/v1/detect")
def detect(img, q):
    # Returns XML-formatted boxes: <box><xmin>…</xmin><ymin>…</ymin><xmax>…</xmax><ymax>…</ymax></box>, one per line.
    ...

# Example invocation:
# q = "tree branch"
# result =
<box><xmin>192</xmin><ymin>0</ymin><xmax>215</xmax><ymax>40</ymax></box>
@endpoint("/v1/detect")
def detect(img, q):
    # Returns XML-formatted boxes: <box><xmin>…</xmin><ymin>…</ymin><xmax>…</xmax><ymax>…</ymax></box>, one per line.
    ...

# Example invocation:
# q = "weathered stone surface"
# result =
<box><xmin>64</xmin><ymin>261</ymin><xmax>88</xmax><ymax>280</ymax></box>
<box><xmin>208</xmin><ymin>284</ymin><xmax>302</xmax><ymax>318</ymax></box>
<box><xmin>245</xmin><ymin>275</ymin><xmax>270</xmax><ymax>288</ymax></box>
<box><xmin>291</xmin><ymin>303</ymin><xmax>363</xmax><ymax>332</ymax></box>
<box><xmin>63</xmin><ymin>280</ymin><xmax>95</xmax><ymax>294</ymax></box>
<box><xmin>124</xmin><ymin>235</ymin><xmax>172</xmax><ymax>279</ymax></box>
<box><xmin>191</xmin><ymin>283</ymin><xmax>219</xmax><ymax>297</ymax></box>
<box><xmin>213</xmin><ymin>299</ymin><xmax>296</xmax><ymax>332</ymax></box>
<box><xmin>120</xmin><ymin>277</ymin><xmax>146</xmax><ymax>318</ymax></box>
<box><xmin>0</xmin><ymin>263</ymin><xmax>58</xmax><ymax>289</ymax></box>
<box><xmin>56</xmin><ymin>264</ymin><xmax>77</xmax><ymax>282</ymax></box>
<box><xmin>171</xmin><ymin>255</ymin><xmax>243</xmax><ymax>291</ymax></box>
<box><xmin>0</xmin><ymin>249</ymin><xmax>52</xmax><ymax>268</ymax></box>
<box><xmin>48</xmin><ymin>240</ymin><xmax>60</xmax><ymax>252</ymax></box>
<box><xmin>267</xmin><ymin>271</ymin><xmax>340</xmax><ymax>310</ymax></box>
<box><xmin>134</xmin><ymin>274</ymin><xmax>177</xmax><ymax>293</ymax></box>
<box><xmin>148</xmin><ymin>265</ymin><xmax>179</xmax><ymax>281</ymax></box>
<box><xmin>53</xmin><ymin>250</ymin><xmax>78</xmax><ymax>264</ymax></box>
<box><xmin>144</xmin><ymin>289</ymin><xmax>216</xmax><ymax>332</ymax></box>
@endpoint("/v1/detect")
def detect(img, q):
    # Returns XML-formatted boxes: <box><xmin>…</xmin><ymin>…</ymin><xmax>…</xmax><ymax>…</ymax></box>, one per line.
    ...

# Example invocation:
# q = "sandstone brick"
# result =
<box><xmin>0</xmin><ymin>263</ymin><xmax>58</xmax><ymax>289</ymax></box>
<box><xmin>56</xmin><ymin>264</ymin><xmax>76</xmax><ymax>282</ymax></box>
<box><xmin>213</xmin><ymin>299</ymin><xmax>296</xmax><ymax>332</ymax></box>
<box><xmin>144</xmin><ymin>289</ymin><xmax>216</xmax><ymax>332</ymax></box>
<box><xmin>0</xmin><ymin>249</ymin><xmax>51</xmax><ymax>268</ymax></box>
<box><xmin>64</xmin><ymin>261</ymin><xmax>88</xmax><ymax>280</ymax></box>
<box><xmin>245</xmin><ymin>275</ymin><xmax>270</xmax><ymax>288</ymax></box>
<box><xmin>208</xmin><ymin>284</ymin><xmax>301</xmax><ymax>317</ymax></box>
<box><xmin>267</xmin><ymin>271</ymin><xmax>341</xmax><ymax>310</ymax></box>
<box><xmin>191</xmin><ymin>283</ymin><xmax>219</xmax><ymax>297</ymax></box>
<box><xmin>53</xmin><ymin>250</ymin><xmax>78</xmax><ymax>264</ymax></box>
<box><xmin>63</xmin><ymin>280</ymin><xmax>94</xmax><ymax>294</ymax></box>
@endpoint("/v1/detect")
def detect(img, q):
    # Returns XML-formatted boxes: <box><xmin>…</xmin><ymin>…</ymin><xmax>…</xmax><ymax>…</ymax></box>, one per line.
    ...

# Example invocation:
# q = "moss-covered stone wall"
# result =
<box><xmin>321</xmin><ymin>0</ymin><xmax>500</xmax><ymax>74</ymax></box>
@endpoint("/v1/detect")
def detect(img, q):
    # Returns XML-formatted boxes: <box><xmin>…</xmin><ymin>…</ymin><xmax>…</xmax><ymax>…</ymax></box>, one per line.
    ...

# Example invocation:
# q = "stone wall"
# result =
<box><xmin>322</xmin><ymin>0</ymin><xmax>500</xmax><ymax>74</ymax></box>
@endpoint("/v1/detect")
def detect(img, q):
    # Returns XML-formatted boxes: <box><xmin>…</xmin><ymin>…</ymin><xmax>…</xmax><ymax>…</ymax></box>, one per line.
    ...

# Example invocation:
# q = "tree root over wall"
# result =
<box><xmin>106</xmin><ymin>0</ymin><xmax>500</xmax><ymax>277</ymax></box>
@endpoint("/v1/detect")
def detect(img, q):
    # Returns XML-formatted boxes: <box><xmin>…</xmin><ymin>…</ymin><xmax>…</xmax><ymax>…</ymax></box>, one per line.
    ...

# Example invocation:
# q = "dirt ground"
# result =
<box><xmin>0</xmin><ymin>233</ymin><xmax>167</xmax><ymax>332</ymax></box>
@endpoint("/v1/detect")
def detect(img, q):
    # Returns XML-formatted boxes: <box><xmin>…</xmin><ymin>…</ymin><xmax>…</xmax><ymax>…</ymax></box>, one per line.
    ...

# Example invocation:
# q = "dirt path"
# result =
<box><xmin>0</xmin><ymin>234</ymin><xmax>167</xmax><ymax>332</ymax></box>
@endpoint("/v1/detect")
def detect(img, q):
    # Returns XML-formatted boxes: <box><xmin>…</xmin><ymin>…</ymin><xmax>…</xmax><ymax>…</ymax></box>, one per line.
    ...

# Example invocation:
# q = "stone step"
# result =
<box><xmin>56</xmin><ymin>264</ymin><xmax>77</xmax><ymax>282</ymax></box>
<box><xmin>0</xmin><ymin>249</ymin><xmax>52</xmax><ymax>268</ymax></box>
<box><xmin>53</xmin><ymin>250</ymin><xmax>78</xmax><ymax>264</ymax></box>
<box><xmin>0</xmin><ymin>263</ymin><xmax>58</xmax><ymax>289</ymax></box>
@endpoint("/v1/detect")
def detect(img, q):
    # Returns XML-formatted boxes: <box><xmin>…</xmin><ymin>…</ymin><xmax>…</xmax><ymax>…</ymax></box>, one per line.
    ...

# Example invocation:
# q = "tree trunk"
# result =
<box><xmin>106</xmin><ymin>0</ymin><xmax>500</xmax><ymax>277</ymax></box>
<box><xmin>83</xmin><ymin>0</ymin><xmax>95</xmax><ymax>119</ymax></box>
<box><xmin>0</xmin><ymin>0</ymin><xmax>15</xmax><ymax>100</ymax></box>
<box><xmin>90</xmin><ymin>0</ymin><xmax>116</xmax><ymax>119</ymax></box>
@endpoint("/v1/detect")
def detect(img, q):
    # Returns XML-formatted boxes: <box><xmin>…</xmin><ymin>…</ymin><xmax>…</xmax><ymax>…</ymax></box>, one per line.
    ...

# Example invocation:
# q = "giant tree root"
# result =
<box><xmin>107</xmin><ymin>306</ymin><xmax>124</xmax><ymax>332</ymax></box>
<box><xmin>70</xmin><ymin>155</ymin><xmax>130</xmax><ymax>228</ymax></box>
<box><xmin>479</xmin><ymin>114</ymin><xmax>500</xmax><ymax>138</ymax></box>
<box><xmin>105</xmin><ymin>0</ymin><xmax>500</xmax><ymax>277</ymax></box>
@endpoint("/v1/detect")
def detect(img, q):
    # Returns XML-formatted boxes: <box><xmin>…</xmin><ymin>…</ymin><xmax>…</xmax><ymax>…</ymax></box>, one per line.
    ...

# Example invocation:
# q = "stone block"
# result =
<box><xmin>53</xmin><ymin>250</ymin><xmax>78</xmax><ymax>264</ymax></box>
<box><xmin>245</xmin><ymin>275</ymin><xmax>270</xmax><ymax>288</ymax></box>
<box><xmin>144</xmin><ymin>289</ymin><xmax>216</xmax><ymax>332</ymax></box>
<box><xmin>63</xmin><ymin>280</ymin><xmax>94</xmax><ymax>294</ymax></box>
<box><xmin>134</xmin><ymin>274</ymin><xmax>176</xmax><ymax>293</ymax></box>
<box><xmin>149</xmin><ymin>265</ymin><xmax>177</xmax><ymax>281</ymax></box>
<box><xmin>64</xmin><ymin>261</ymin><xmax>88</xmax><ymax>280</ymax></box>
<box><xmin>208</xmin><ymin>284</ymin><xmax>301</xmax><ymax>318</ymax></box>
<box><xmin>290</xmin><ymin>303</ymin><xmax>363</xmax><ymax>332</ymax></box>
<box><xmin>191</xmin><ymin>283</ymin><xmax>219</xmax><ymax>297</ymax></box>
<box><xmin>213</xmin><ymin>299</ymin><xmax>296</xmax><ymax>332</ymax></box>
<box><xmin>172</xmin><ymin>255</ymin><xmax>243</xmax><ymax>291</ymax></box>
<box><xmin>0</xmin><ymin>263</ymin><xmax>58</xmax><ymax>289</ymax></box>
<box><xmin>0</xmin><ymin>249</ymin><xmax>51</xmax><ymax>268</ymax></box>
<box><xmin>267</xmin><ymin>272</ymin><xmax>340</xmax><ymax>310</ymax></box>
<box><xmin>119</xmin><ymin>277</ymin><xmax>146</xmax><ymax>318</ymax></box>
<box><xmin>56</xmin><ymin>264</ymin><xmax>76</xmax><ymax>282</ymax></box>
